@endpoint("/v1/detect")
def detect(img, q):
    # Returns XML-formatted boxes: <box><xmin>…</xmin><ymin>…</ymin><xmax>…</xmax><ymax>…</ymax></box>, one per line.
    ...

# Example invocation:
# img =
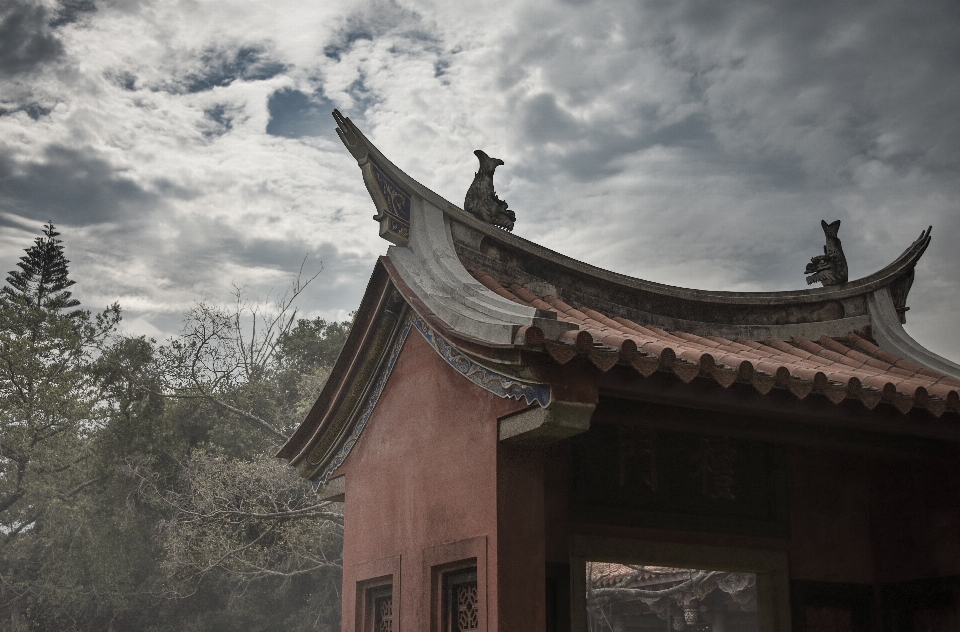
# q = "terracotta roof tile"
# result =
<box><xmin>467</xmin><ymin>267</ymin><xmax>959</xmax><ymax>417</ymax></box>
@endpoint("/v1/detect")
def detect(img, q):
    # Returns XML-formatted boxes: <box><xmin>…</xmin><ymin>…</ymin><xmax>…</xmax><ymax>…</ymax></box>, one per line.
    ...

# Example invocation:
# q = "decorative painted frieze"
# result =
<box><xmin>362</xmin><ymin>157</ymin><xmax>411</xmax><ymax>245</ymax></box>
<box><xmin>411</xmin><ymin>316</ymin><xmax>550</xmax><ymax>407</ymax></box>
<box><xmin>314</xmin><ymin>312</ymin><xmax>551</xmax><ymax>485</ymax></box>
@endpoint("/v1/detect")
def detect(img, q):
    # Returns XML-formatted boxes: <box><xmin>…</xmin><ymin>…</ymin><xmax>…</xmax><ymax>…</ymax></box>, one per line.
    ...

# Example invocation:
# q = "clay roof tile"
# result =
<box><xmin>462</xmin><ymin>266</ymin><xmax>956</xmax><ymax>419</ymax></box>
<box><xmin>508</xmin><ymin>283</ymin><xmax>549</xmax><ymax>309</ymax></box>
<box><xmin>765</xmin><ymin>338</ymin><xmax>815</xmax><ymax>360</ymax></box>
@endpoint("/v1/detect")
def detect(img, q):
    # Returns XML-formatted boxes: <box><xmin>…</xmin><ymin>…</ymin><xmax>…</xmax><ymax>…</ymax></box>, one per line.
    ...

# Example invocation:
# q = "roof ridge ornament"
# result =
<box><xmin>805</xmin><ymin>219</ymin><xmax>848</xmax><ymax>286</ymax></box>
<box><xmin>333</xmin><ymin>109</ymin><xmax>365</xmax><ymax>162</ymax></box>
<box><xmin>333</xmin><ymin>109</ymin><xmax>412</xmax><ymax>245</ymax></box>
<box><xmin>464</xmin><ymin>150</ymin><xmax>516</xmax><ymax>232</ymax></box>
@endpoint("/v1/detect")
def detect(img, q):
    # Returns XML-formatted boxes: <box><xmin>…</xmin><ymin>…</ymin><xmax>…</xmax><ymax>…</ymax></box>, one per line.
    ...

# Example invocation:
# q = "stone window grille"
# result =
<box><xmin>365</xmin><ymin>584</ymin><xmax>393</xmax><ymax>632</ymax></box>
<box><xmin>443</xmin><ymin>567</ymin><xmax>479</xmax><ymax>632</ymax></box>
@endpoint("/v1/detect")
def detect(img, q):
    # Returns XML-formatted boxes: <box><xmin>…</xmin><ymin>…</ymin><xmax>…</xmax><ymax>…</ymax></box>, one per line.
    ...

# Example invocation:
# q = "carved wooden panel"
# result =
<box><xmin>369</xmin><ymin>158</ymin><xmax>410</xmax><ymax>243</ymax></box>
<box><xmin>570</xmin><ymin>424</ymin><xmax>789</xmax><ymax>537</ymax></box>
<box><xmin>361</xmin><ymin>584</ymin><xmax>394</xmax><ymax>632</ymax></box>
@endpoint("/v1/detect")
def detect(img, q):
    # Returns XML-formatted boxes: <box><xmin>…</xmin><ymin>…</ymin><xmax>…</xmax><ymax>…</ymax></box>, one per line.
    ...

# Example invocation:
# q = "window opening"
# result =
<box><xmin>367</xmin><ymin>584</ymin><xmax>393</xmax><ymax>632</ymax></box>
<box><xmin>586</xmin><ymin>561</ymin><xmax>759</xmax><ymax>632</ymax></box>
<box><xmin>444</xmin><ymin>567</ymin><xmax>479</xmax><ymax>632</ymax></box>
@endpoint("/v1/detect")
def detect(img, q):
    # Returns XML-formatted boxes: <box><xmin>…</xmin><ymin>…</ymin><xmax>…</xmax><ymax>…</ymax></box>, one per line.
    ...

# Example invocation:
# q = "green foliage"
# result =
<box><xmin>153</xmin><ymin>452</ymin><xmax>342</xmax><ymax>592</ymax></box>
<box><xmin>0</xmin><ymin>222</ymin><xmax>124</xmax><ymax>630</ymax></box>
<box><xmin>0</xmin><ymin>224</ymin><xmax>349</xmax><ymax>631</ymax></box>
<box><xmin>276</xmin><ymin>317</ymin><xmax>350</xmax><ymax>374</ymax></box>
<box><xmin>2</xmin><ymin>221</ymin><xmax>83</xmax><ymax>317</ymax></box>
<box><xmin>272</xmin><ymin>317</ymin><xmax>349</xmax><ymax>434</ymax></box>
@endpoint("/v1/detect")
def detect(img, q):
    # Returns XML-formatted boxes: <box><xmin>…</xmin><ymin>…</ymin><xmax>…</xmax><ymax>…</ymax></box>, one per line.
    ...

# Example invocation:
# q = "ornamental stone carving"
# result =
<box><xmin>464</xmin><ymin>150</ymin><xmax>516</xmax><ymax>231</ymax></box>
<box><xmin>805</xmin><ymin>220</ymin><xmax>848</xmax><ymax>286</ymax></box>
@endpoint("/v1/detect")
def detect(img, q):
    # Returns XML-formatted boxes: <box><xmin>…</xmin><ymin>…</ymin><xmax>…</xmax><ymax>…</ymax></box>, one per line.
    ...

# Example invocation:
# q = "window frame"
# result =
<box><xmin>442</xmin><ymin>566</ymin><xmax>479</xmax><ymax>632</ymax></box>
<box><xmin>423</xmin><ymin>536</ymin><xmax>488</xmax><ymax>632</ymax></box>
<box><xmin>354</xmin><ymin>554</ymin><xmax>401</xmax><ymax>632</ymax></box>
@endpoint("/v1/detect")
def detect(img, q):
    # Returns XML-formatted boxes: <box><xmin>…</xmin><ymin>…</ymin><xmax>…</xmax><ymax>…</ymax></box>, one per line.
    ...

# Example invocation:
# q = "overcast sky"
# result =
<box><xmin>2</xmin><ymin>0</ymin><xmax>958</xmax><ymax>361</ymax></box>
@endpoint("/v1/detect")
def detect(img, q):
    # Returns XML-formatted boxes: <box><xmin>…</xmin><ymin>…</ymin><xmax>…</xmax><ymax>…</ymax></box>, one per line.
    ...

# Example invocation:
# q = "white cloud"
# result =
<box><xmin>0</xmin><ymin>0</ymin><xmax>957</xmax><ymax>361</ymax></box>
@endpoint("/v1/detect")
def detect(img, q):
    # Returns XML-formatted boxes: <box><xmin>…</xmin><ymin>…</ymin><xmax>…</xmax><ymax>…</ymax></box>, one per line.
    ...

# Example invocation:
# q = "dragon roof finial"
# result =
<box><xmin>805</xmin><ymin>220</ymin><xmax>848</xmax><ymax>286</ymax></box>
<box><xmin>464</xmin><ymin>150</ymin><xmax>516</xmax><ymax>231</ymax></box>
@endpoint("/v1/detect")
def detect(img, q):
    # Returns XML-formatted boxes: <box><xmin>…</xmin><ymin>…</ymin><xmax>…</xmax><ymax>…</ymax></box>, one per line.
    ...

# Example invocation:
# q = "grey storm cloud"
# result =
<box><xmin>147</xmin><ymin>45</ymin><xmax>288</xmax><ymax>95</ymax></box>
<box><xmin>201</xmin><ymin>104</ymin><xmax>234</xmax><ymax>139</ymax></box>
<box><xmin>0</xmin><ymin>103</ymin><xmax>52</xmax><ymax>120</ymax></box>
<box><xmin>0</xmin><ymin>1</ymin><xmax>63</xmax><ymax>77</ymax></box>
<box><xmin>503</xmin><ymin>0</ymin><xmax>960</xmax><ymax>186</ymax></box>
<box><xmin>519</xmin><ymin>92</ymin><xmax>718</xmax><ymax>181</ymax></box>
<box><xmin>0</xmin><ymin>146</ymin><xmax>183</xmax><ymax>224</ymax></box>
<box><xmin>112</xmin><ymin>220</ymin><xmax>373</xmax><ymax>325</ymax></box>
<box><xmin>224</xmin><ymin>238</ymin><xmax>373</xmax><ymax>311</ymax></box>
<box><xmin>489</xmin><ymin>0</ymin><xmax>960</xmax><ymax>314</ymax></box>
<box><xmin>0</xmin><ymin>0</ymin><xmax>956</xmax><ymax>357</ymax></box>
<box><xmin>322</xmin><ymin>0</ymin><xmax>437</xmax><ymax>62</ymax></box>
<box><xmin>49</xmin><ymin>0</ymin><xmax>97</xmax><ymax>28</ymax></box>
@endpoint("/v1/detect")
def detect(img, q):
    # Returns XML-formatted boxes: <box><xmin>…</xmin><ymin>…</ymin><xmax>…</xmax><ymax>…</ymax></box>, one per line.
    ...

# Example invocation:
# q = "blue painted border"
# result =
<box><xmin>314</xmin><ymin>315</ymin><xmax>413</xmax><ymax>487</ymax></box>
<box><xmin>411</xmin><ymin>317</ymin><xmax>551</xmax><ymax>408</ymax></box>
<box><xmin>314</xmin><ymin>313</ymin><xmax>551</xmax><ymax>487</ymax></box>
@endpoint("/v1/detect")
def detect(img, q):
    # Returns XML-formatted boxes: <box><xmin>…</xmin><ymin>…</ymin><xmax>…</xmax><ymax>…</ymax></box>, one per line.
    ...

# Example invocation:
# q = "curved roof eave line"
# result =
<box><xmin>335</xmin><ymin>110</ymin><xmax>567</xmax><ymax>347</ymax></box>
<box><xmin>451</xmin><ymin>213</ymin><xmax>932</xmax><ymax>306</ymax></box>
<box><xmin>276</xmin><ymin>258</ymin><xmax>558</xmax><ymax>481</ymax></box>
<box><xmin>332</xmin><ymin>110</ymin><xmax>931</xmax><ymax>309</ymax></box>
<box><xmin>334</xmin><ymin>109</ymin><xmax>467</xmax><ymax>220</ymax></box>
<box><xmin>388</xmin><ymin>196</ymin><xmax>543</xmax><ymax>337</ymax></box>
<box><xmin>868</xmin><ymin>287</ymin><xmax>960</xmax><ymax>380</ymax></box>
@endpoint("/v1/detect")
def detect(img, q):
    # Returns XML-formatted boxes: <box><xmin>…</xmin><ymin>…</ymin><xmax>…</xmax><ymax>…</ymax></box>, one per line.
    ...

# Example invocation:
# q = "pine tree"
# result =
<box><xmin>2</xmin><ymin>221</ymin><xmax>82</xmax><ymax>317</ymax></box>
<box><xmin>0</xmin><ymin>222</ymin><xmax>120</xmax><ymax>629</ymax></box>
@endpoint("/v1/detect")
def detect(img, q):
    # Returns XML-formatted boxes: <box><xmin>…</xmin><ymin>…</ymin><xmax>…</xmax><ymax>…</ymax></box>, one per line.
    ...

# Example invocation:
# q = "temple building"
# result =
<box><xmin>277</xmin><ymin>111</ymin><xmax>960</xmax><ymax>632</ymax></box>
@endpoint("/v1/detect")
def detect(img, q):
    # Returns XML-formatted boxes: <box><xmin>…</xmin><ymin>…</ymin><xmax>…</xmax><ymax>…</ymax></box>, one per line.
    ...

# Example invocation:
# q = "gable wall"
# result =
<box><xmin>336</xmin><ymin>329</ymin><xmax>528</xmax><ymax>632</ymax></box>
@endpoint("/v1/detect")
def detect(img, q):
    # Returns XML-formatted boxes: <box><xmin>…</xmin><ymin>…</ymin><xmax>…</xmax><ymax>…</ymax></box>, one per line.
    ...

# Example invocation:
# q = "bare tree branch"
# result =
<box><xmin>57</xmin><ymin>477</ymin><xmax>102</xmax><ymax>500</ymax></box>
<box><xmin>137</xmin><ymin>386</ymin><xmax>288</xmax><ymax>442</ymax></box>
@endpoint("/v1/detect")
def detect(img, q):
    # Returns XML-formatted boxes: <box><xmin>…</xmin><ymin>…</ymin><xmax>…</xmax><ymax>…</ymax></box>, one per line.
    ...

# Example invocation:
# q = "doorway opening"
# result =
<box><xmin>586</xmin><ymin>562</ymin><xmax>759</xmax><ymax>632</ymax></box>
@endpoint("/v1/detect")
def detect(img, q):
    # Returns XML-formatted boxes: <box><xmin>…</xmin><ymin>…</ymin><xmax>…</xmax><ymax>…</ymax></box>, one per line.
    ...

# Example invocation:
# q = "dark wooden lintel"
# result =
<box><xmin>596</xmin><ymin>368</ymin><xmax>960</xmax><ymax>458</ymax></box>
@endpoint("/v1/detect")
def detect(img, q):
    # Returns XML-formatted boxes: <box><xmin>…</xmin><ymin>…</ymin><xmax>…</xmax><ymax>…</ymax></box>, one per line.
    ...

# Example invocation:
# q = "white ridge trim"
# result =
<box><xmin>868</xmin><ymin>287</ymin><xmax>960</xmax><ymax>379</ymax></box>
<box><xmin>387</xmin><ymin>197</ymin><xmax>540</xmax><ymax>345</ymax></box>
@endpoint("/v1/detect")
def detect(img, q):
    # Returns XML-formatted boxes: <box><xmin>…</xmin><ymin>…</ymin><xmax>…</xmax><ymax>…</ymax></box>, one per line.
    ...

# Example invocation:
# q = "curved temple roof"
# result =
<box><xmin>278</xmin><ymin>111</ymin><xmax>960</xmax><ymax>484</ymax></box>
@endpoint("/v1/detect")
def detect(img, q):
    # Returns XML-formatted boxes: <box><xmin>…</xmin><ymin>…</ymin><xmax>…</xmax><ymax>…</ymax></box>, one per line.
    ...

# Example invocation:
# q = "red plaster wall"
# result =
<box><xmin>333</xmin><ymin>336</ymin><xmax>959</xmax><ymax>632</ymax></box>
<box><xmin>336</xmin><ymin>329</ymin><xmax>527</xmax><ymax>632</ymax></box>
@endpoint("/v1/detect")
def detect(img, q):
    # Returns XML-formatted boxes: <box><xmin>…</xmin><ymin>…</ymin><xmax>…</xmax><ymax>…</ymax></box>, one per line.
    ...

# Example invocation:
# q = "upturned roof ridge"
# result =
<box><xmin>331</xmin><ymin>110</ymin><xmax>960</xmax><ymax>384</ymax></box>
<box><xmin>467</xmin><ymin>265</ymin><xmax>959</xmax><ymax>418</ymax></box>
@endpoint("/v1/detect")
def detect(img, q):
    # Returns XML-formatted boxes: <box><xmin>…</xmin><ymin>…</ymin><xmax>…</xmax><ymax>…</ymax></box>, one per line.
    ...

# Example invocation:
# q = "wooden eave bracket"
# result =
<box><xmin>316</xmin><ymin>474</ymin><xmax>345</xmax><ymax>502</ymax></box>
<box><xmin>498</xmin><ymin>400</ymin><xmax>596</xmax><ymax>445</ymax></box>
